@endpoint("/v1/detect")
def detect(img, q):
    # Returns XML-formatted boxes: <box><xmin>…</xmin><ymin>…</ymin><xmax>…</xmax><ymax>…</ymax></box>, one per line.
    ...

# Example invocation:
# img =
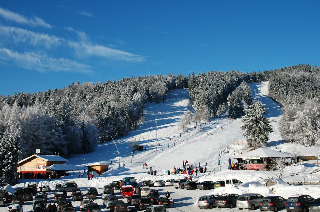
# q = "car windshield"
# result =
<box><xmin>287</xmin><ymin>198</ymin><xmax>299</xmax><ymax>202</ymax></box>
<box><xmin>239</xmin><ymin>196</ymin><xmax>248</xmax><ymax>201</ymax></box>
<box><xmin>123</xmin><ymin>188</ymin><xmax>133</xmax><ymax>192</ymax></box>
<box><xmin>199</xmin><ymin>196</ymin><xmax>207</xmax><ymax>201</ymax></box>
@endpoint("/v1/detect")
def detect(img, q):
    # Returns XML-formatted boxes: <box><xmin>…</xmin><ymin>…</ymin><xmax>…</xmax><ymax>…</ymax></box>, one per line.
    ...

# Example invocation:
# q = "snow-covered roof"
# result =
<box><xmin>18</xmin><ymin>154</ymin><xmax>67</xmax><ymax>165</ymax></box>
<box><xmin>237</xmin><ymin>148</ymin><xmax>292</xmax><ymax>159</ymax></box>
<box><xmin>48</xmin><ymin>164</ymin><xmax>77</xmax><ymax>171</ymax></box>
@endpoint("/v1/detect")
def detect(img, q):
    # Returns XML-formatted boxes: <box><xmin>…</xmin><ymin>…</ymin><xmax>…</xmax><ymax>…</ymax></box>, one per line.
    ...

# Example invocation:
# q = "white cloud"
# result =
<box><xmin>65</xmin><ymin>28</ymin><xmax>145</xmax><ymax>62</ymax></box>
<box><xmin>0</xmin><ymin>48</ymin><xmax>92</xmax><ymax>73</ymax></box>
<box><xmin>0</xmin><ymin>26</ymin><xmax>62</xmax><ymax>48</ymax></box>
<box><xmin>0</xmin><ymin>7</ymin><xmax>52</xmax><ymax>28</ymax></box>
<box><xmin>78</xmin><ymin>11</ymin><xmax>95</xmax><ymax>18</ymax></box>
<box><xmin>68</xmin><ymin>41</ymin><xmax>145</xmax><ymax>62</ymax></box>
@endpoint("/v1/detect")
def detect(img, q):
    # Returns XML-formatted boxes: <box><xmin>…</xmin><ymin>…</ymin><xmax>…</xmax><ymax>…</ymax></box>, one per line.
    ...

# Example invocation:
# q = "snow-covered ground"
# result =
<box><xmin>3</xmin><ymin>82</ymin><xmax>320</xmax><ymax>212</ymax></box>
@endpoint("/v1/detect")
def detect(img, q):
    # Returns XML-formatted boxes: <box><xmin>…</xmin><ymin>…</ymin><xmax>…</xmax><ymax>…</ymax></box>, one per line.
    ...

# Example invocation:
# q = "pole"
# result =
<box><xmin>155</xmin><ymin>120</ymin><xmax>158</xmax><ymax>145</ymax></box>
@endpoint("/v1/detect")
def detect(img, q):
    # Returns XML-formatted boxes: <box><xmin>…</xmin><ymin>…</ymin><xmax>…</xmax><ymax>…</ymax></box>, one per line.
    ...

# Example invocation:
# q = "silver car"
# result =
<box><xmin>198</xmin><ymin>195</ymin><xmax>219</xmax><ymax>209</ymax></box>
<box><xmin>237</xmin><ymin>193</ymin><xmax>264</xmax><ymax>210</ymax></box>
<box><xmin>153</xmin><ymin>180</ymin><xmax>165</xmax><ymax>187</ymax></box>
<box><xmin>102</xmin><ymin>195</ymin><xmax>118</xmax><ymax>209</ymax></box>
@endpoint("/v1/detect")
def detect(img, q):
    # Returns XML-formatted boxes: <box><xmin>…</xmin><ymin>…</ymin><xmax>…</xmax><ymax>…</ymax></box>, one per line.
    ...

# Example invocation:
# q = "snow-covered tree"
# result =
<box><xmin>241</xmin><ymin>101</ymin><xmax>273</xmax><ymax>149</ymax></box>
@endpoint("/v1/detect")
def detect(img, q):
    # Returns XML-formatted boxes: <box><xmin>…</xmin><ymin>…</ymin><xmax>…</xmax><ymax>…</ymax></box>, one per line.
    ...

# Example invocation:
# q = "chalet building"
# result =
<box><xmin>87</xmin><ymin>163</ymin><xmax>109</xmax><ymax>175</ymax></box>
<box><xmin>17</xmin><ymin>154</ymin><xmax>67</xmax><ymax>178</ymax></box>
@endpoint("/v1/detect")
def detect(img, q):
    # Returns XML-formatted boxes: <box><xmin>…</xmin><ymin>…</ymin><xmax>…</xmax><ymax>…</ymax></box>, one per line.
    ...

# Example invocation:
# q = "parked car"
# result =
<box><xmin>157</xmin><ymin>196</ymin><xmax>172</xmax><ymax>208</ymax></box>
<box><xmin>80</xmin><ymin>198</ymin><xmax>93</xmax><ymax>211</ymax></box>
<box><xmin>22</xmin><ymin>191</ymin><xmax>33</xmax><ymax>201</ymax></box>
<box><xmin>111</xmin><ymin>181</ymin><xmax>121</xmax><ymax>190</ymax></box>
<box><xmin>141</xmin><ymin>187</ymin><xmax>151</xmax><ymax>197</ymax></box>
<box><xmin>128</xmin><ymin>194</ymin><xmax>141</xmax><ymax>207</ymax></box>
<box><xmin>165</xmin><ymin>179</ymin><xmax>174</xmax><ymax>186</ymax></box>
<box><xmin>172</xmin><ymin>180</ymin><xmax>180</xmax><ymax>189</ymax></box>
<box><xmin>138</xmin><ymin>198</ymin><xmax>154</xmax><ymax>210</ymax></box>
<box><xmin>213</xmin><ymin>180</ymin><xmax>226</xmax><ymax>188</ymax></box>
<box><xmin>198</xmin><ymin>195</ymin><xmax>219</xmax><ymax>209</ymax></box>
<box><xmin>176</xmin><ymin>179</ymin><xmax>189</xmax><ymax>189</ymax></box>
<box><xmin>103</xmin><ymin>195</ymin><xmax>119</xmax><ymax>209</ymax></box>
<box><xmin>72</xmin><ymin>191</ymin><xmax>83</xmax><ymax>201</ymax></box>
<box><xmin>0</xmin><ymin>198</ymin><xmax>4</xmax><ymax>207</ymax></box>
<box><xmin>154</xmin><ymin>180</ymin><xmax>165</xmax><ymax>187</ymax></box>
<box><xmin>102</xmin><ymin>185</ymin><xmax>114</xmax><ymax>199</ymax></box>
<box><xmin>215</xmin><ymin>194</ymin><xmax>238</xmax><ymax>208</ymax></box>
<box><xmin>12</xmin><ymin>194</ymin><xmax>24</xmax><ymax>205</ymax></box>
<box><xmin>54</xmin><ymin>192</ymin><xmax>67</xmax><ymax>203</ymax></box>
<box><xmin>134</xmin><ymin>185</ymin><xmax>142</xmax><ymax>195</ymax></box>
<box><xmin>286</xmin><ymin>195</ymin><xmax>314</xmax><ymax>212</ymax></box>
<box><xmin>309</xmin><ymin>198</ymin><xmax>320</xmax><ymax>212</ymax></box>
<box><xmin>197</xmin><ymin>181</ymin><xmax>214</xmax><ymax>190</ymax></box>
<box><xmin>110</xmin><ymin>200</ymin><xmax>127</xmax><ymax>212</ymax></box>
<box><xmin>185</xmin><ymin>181</ymin><xmax>198</xmax><ymax>190</ymax></box>
<box><xmin>121</xmin><ymin>185</ymin><xmax>134</xmax><ymax>198</ymax></box>
<box><xmin>147</xmin><ymin>190</ymin><xmax>159</xmax><ymax>201</ymax></box>
<box><xmin>60</xmin><ymin>181</ymin><xmax>78</xmax><ymax>192</ymax></box>
<box><xmin>0</xmin><ymin>189</ymin><xmax>12</xmax><ymax>205</ymax></box>
<box><xmin>260</xmin><ymin>196</ymin><xmax>286</xmax><ymax>212</ymax></box>
<box><xmin>8</xmin><ymin>204</ymin><xmax>23</xmax><ymax>212</ymax></box>
<box><xmin>27</xmin><ymin>183</ymin><xmax>37</xmax><ymax>195</ymax></box>
<box><xmin>85</xmin><ymin>203</ymin><xmax>101</xmax><ymax>212</ymax></box>
<box><xmin>145</xmin><ymin>205</ymin><xmax>167</xmax><ymax>212</ymax></box>
<box><xmin>58</xmin><ymin>201</ymin><xmax>74</xmax><ymax>212</ymax></box>
<box><xmin>142</xmin><ymin>180</ymin><xmax>154</xmax><ymax>187</ymax></box>
<box><xmin>225</xmin><ymin>179</ymin><xmax>242</xmax><ymax>186</ymax></box>
<box><xmin>86</xmin><ymin>187</ymin><xmax>98</xmax><ymax>200</ymax></box>
<box><xmin>57</xmin><ymin>200</ymin><xmax>70</xmax><ymax>212</ymax></box>
<box><xmin>32</xmin><ymin>200</ymin><xmax>46</xmax><ymax>211</ymax></box>
<box><xmin>237</xmin><ymin>193</ymin><xmax>264</xmax><ymax>210</ymax></box>
<box><xmin>40</xmin><ymin>185</ymin><xmax>50</xmax><ymax>192</ymax></box>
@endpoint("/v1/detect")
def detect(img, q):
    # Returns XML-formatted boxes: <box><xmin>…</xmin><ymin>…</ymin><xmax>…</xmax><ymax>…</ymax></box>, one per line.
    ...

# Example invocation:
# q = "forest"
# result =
<box><xmin>0</xmin><ymin>64</ymin><xmax>319</xmax><ymax>185</ymax></box>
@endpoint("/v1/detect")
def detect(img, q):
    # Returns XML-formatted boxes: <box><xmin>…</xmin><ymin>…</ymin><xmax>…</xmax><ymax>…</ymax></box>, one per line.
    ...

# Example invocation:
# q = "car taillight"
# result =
<box><xmin>204</xmin><ymin>200</ymin><xmax>208</xmax><ymax>203</ymax></box>
<box><xmin>286</xmin><ymin>203</ymin><xmax>288</xmax><ymax>206</ymax></box>
<box><xmin>268</xmin><ymin>203</ymin><xmax>274</xmax><ymax>206</ymax></box>
<box><xmin>114</xmin><ymin>206</ymin><xmax>118</xmax><ymax>209</ymax></box>
<box><xmin>215</xmin><ymin>200</ymin><xmax>217</xmax><ymax>203</ymax></box>
<box><xmin>247</xmin><ymin>201</ymin><xmax>250</xmax><ymax>204</ymax></box>
<box><xmin>296</xmin><ymin>203</ymin><xmax>301</xmax><ymax>206</ymax></box>
<box><xmin>260</xmin><ymin>203</ymin><xmax>262</xmax><ymax>205</ymax></box>
<box><xmin>140</xmin><ymin>203</ymin><xmax>143</xmax><ymax>206</ymax></box>
<box><xmin>159</xmin><ymin>202</ymin><xmax>162</xmax><ymax>204</ymax></box>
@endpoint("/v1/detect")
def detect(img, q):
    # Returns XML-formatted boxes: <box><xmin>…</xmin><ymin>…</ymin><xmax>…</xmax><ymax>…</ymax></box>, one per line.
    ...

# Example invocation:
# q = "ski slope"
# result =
<box><xmin>6</xmin><ymin>82</ymin><xmax>320</xmax><ymax>212</ymax></box>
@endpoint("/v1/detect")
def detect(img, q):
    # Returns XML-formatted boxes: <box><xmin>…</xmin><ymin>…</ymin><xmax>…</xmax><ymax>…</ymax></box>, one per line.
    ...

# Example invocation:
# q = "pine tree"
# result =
<box><xmin>80</xmin><ymin>122</ymin><xmax>91</xmax><ymax>153</ymax></box>
<box><xmin>241</xmin><ymin>101</ymin><xmax>273</xmax><ymax>149</ymax></box>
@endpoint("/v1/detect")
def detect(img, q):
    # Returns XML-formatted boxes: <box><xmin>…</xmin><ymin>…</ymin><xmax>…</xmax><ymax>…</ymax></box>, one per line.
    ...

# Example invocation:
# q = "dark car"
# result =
<box><xmin>213</xmin><ymin>180</ymin><xmax>226</xmax><ymax>188</ymax></box>
<box><xmin>33</xmin><ymin>201</ymin><xmax>46</xmax><ymax>212</ymax></box>
<box><xmin>185</xmin><ymin>181</ymin><xmax>198</xmax><ymax>190</ymax></box>
<box><xmin>27</xmin><ymin>183</ymin><xmax>37</xmax><ymax>195</ymax></box>
<box><xmin>110</xmin><ymin>200</ymin><xmax>127</xmax><ymax>212</ymax></box>
<box><xmin>60</xmin><ymin>181</ymin><xmax>78</xmax><ymax>192</ymax></box>
<box><xmin>57</xmin><ymin>201</ymin><xmax>72</xmax><ymax>212</ymax></box>
<box><xmin>13</xmin><ymin>188</ymin><xmax>24</xmax><ymax>197</ymax></box>
<box><xmin>147</xmin><ymin>190</ymin><xmax>159</xmax><ymax>203</ymax></box>
<box><xmin>80</xmin><ymin>198</ymin><xmax>93</xmax><ymax>211</ymax></box>
<box><xmin>0</xmin><ymin>190</ymin><xmax>12</xmax><ymax>204</ymax></box>
<box><xmin>260</xmin><ymin>196</ymin><xmax>286</xmax><ymax>212</ymax></box>
<box><xmin>138</xmin><ymin>198</ymin><xmax>154</xmax><ymax>210</ymax></box>
<box><xmin>142</xmin><ymin>180</ymin><xmax>154</xmax><ymax>187</ymax></box>
<box><xmin>103</xmin><ymin>195</ymin><xmax>119</xmax><ymax>209</ymax></box>
<box><xmin>157</xmin><ymin>196</ymin><xmax>172</xmax><ymax>208</ymax></box>
<box><xmin>102</xmin><ymin>185</ymin><xmax>114</xmax><ymax>199</ymax></box>
<box><xmin>197</xmin><ymin>181</ymin><xmax>214</xmax><ymax>190</ymax></box>
<box><xmin>72</xmin><ymin>191</ymin><xmax>83</xmax><ymax>201</ymax></box>
<box><xmin>86</xmin><ymin>187</ymin><xmax>98</xmax><ymax>200</ymax></box>
<box><xmin>215</xmin><ymin>194</ymin><xmax>238</xmax><ymax>208</ymax></box>
<box><xmin>286</xmin><ymin>195</ymin><xmax>314</xmax><ymax>212</ymax></box>
<box><xmin>128</xmin><ymin>194</ymin><xmax>141</xmax><ymax>207</ymax></box>
<box><xmin>134</xmin><ymin>185</ymin><xmax>142</xmax><ymax>195</ymax></box>
<box><xmin>111</xmin><ymin>181</ymin><xmax>121</xmax><ymax>190</ymax></box>
<box><xmin>11</xmin><ymin>195</ymin><xmax>24</xmax><ymax>205</ymax></box>
<box><xmin>59</xmin><ymin>201</ymin><xmax>74</xmax><ymax>212</ymax></box>
<box><xmin>309</xmin><ymin>198</ymin><xmax>320</xmax><ymax>212</ymax></box>
<box><xmin>22</xmin><ymin>191</ymin><xmax>33</xmax><ymax>201</ymax></box>
<box><xmin>54</xmin><ymin>192</ymin><xmax>67</xmax><ymax>203</ymax></box>
<box><xmin>85</xmin><ymin>203</ymin><xmax>101</xmax><ymax>212</ymax></box>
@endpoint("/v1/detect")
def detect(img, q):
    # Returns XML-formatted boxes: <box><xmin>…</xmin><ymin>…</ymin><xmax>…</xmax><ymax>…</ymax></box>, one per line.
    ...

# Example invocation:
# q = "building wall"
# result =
<box><xmin>18</xmin><ymin>157</ymin><xmax>47</xmax><ymax>172</ymax></box>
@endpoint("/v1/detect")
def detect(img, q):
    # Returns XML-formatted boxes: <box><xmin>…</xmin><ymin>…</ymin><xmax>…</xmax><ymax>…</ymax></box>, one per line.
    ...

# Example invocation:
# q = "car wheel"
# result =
<box><xmin>230</xmin><ymin>203</ymin><xmax>233</xmax><ymax>208</ymax></box>
<box><xmin>181</xmin><ymin>185</ymin><xmax>185</xmax><ymax>189</ymax></box>
<box><xmin>274</xmin><ymin>206</ymin><xmax>278</xmax><ymax>212</ymax></box>
<box><xmin>302</xmin><ymin>207</ymin><xmax>308</xmax><ymax>212</ymax></box>
<box><xmin>209</xmin><ymin>204</ymin><xmax>213</xmax><ymax>209</ymax></box>
<box><xmin>251</xmin><ymin>204</ymin><xmax>256</xmax><ymax>210</ymax></box>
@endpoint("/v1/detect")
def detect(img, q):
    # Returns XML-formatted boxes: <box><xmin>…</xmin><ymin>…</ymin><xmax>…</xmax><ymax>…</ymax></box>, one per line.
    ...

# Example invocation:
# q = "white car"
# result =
<box><xmin>141</xmin><ymin>186</ymin><xmax>151</xmax><ymax>197</ymax></box>
<box><xmin>8</xmin><ymin>204</ymin><xmax>23</xmax><ymax>212</ymax></box>
<box><xmin>153</xmin><ymin>180</ymin><xmax>165</xmax><ymax>187</ymax></box>
<box><xmin>165</xmin><ymin>179</ymin><xmax>174</xmax><ymax>186</ymax></box>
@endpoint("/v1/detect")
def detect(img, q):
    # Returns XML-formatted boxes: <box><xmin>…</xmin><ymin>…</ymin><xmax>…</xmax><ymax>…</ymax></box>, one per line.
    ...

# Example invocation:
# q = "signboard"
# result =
<box><xmin>36</xmin><ymin>149</ymin><xmax>40</xmax><ymax>154</ymax></box>
<box><xmin>246</xmin><ymin>164</ymin><xmax>263</xmax><ymax>170</ymax></box>
<box><xmin>36</xmin><ymin>164</ymin><xmax>45</xmax><ymax>170</ymax></box>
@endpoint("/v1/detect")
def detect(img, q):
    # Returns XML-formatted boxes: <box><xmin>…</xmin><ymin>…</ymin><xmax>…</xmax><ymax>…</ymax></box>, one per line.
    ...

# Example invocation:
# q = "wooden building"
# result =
<box><xmin>17</xmin><ymin>154</ymin><xmax>67</xmax><ymax>176</ymax></box>
<box><xmin>87</xmin><ymin>163</ymin><xmax>109</xmax><ymax>175</ymax></box>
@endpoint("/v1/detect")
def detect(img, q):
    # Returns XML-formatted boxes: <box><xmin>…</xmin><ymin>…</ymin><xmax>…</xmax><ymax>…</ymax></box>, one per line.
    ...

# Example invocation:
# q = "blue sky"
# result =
<box><xmin>0</xmin><ymin>1</ymin><xmax>319</xmax><ymax>96</ymax></box>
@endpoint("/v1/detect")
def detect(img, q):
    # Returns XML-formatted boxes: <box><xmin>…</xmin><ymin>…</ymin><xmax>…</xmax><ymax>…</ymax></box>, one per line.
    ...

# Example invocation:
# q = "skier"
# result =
<box><xmin>165</xmin><ymin>191</ymin><xmax>170</xmax><ymax>199</ymax></box>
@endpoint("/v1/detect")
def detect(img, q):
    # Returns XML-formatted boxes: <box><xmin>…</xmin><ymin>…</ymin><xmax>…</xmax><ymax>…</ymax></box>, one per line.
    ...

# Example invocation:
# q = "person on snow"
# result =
<box><xmin>165</xmin><ymin>191</ymin><xmax>170</xmax><ymax>199</ymax></box>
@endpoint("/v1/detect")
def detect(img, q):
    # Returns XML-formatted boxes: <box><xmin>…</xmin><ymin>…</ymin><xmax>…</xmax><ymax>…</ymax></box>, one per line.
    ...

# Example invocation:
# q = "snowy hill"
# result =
<box><xmin>7</xmin><ymin>82</ymin><xmax>320</xmax><ymax>212</ymax></box>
